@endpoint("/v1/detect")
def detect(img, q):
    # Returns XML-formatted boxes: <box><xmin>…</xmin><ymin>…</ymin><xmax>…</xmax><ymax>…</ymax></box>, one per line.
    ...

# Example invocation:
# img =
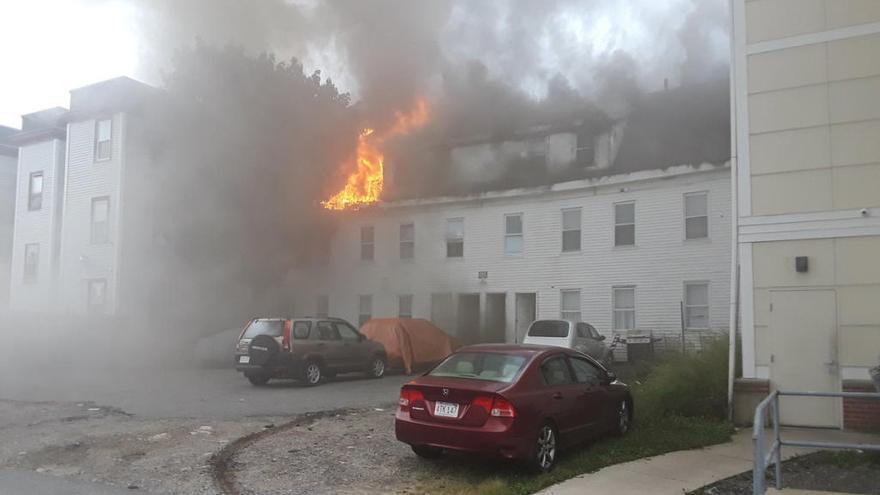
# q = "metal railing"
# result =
<box><xmin>752</xmin><ymin>390</ymin><xmax>880</xmax><ymax>495</ymax></box>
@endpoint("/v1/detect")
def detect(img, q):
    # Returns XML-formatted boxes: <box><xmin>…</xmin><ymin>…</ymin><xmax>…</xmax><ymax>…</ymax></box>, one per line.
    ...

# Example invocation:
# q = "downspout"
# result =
<box><xmin>727</xmin><ymin>0</ymin><xmax>740</xmax><ymax>423</ymax></box>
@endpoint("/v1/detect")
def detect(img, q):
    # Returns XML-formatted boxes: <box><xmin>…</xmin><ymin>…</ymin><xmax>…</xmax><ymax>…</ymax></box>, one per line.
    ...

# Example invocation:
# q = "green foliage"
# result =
<box><xmin>634</xmin><ymin>336</ymin><xmax>730</xmax><ymax>421</ymax></box>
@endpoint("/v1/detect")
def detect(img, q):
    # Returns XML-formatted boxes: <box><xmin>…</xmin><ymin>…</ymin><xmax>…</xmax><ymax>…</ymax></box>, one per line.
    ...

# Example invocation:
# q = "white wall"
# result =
<box><xmin>8</xmin><ymin>139</ymin><xmax>65</xmax><ymax>311</ymax></box>
<box><xmin>0</xmin><ymin>154</ymin><xmax>17</xmax><ymax>307</ymax></box>
<box><xmin>293</xmin><ymin>166</ymin><xmax>731</xmax><ymax>347</ymax></box>
<box><xmin>57</xmin><ymin>114</ymin><xmax>125</xmax><ymax>314</ymax></box>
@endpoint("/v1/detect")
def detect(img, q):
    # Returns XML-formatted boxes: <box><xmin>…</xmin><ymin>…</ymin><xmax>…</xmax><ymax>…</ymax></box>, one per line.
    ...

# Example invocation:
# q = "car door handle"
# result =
<box><xmin>552</xmin><ymin>392</ymin><xmax>564</xmax><ymax>400</ymax></box>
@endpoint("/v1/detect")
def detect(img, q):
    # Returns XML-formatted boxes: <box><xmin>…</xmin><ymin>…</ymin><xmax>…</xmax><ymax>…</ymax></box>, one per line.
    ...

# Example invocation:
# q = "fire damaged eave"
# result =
<box><xmin>377</xmin><ymin>161</ymin><xmax>730</xmax><ymax>211</ymax></box>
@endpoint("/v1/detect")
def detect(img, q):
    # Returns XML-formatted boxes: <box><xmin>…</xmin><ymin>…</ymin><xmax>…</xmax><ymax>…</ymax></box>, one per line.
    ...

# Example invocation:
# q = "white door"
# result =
<box><xmin>769</xmin><ymin>289</ymin><xmax>839</xmax><ymax>427</ymax></box>
<box><xmin>515</xmin><ymin>293</ymin><xmax>536</xmax><ymax>343</ymax></box>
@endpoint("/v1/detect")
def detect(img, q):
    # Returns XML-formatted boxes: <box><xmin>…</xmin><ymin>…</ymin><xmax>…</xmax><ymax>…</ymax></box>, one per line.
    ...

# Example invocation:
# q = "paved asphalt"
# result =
<box><xmin>0</xmin><ymin>366</ymin><xmax>412</xmax><ymax>419</ymax></box>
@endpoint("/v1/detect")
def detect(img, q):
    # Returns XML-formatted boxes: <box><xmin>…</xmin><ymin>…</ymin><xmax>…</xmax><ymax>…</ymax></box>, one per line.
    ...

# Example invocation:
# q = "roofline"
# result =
<box><xmin>9</xmin><ymin>126</ymin><xmax>66</xmax><ymax>145</ymax></box>
<box><xmin>375</xmin><ymin>160</ymin><xmax>730</xmax><ymax>211</ymax></box>
<box><xmin>0</xmin><ymin>143</ymin><xmax>17</xmax><ymax>157</ymax></box>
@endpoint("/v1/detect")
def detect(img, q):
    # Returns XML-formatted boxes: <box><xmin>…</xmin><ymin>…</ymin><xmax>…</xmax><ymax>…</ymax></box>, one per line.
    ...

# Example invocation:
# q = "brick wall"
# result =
<box><xmin>843</xmin><ymin>380</ymin><xmax>880</xmax><ymax>432</ymax></box>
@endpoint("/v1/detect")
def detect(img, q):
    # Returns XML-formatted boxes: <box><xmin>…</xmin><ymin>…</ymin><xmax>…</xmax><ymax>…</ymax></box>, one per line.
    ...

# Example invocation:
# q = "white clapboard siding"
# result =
<box><xmin>0</xmin><ymin>154</ymin><xmax>17</xmax><ymax>306</ymax></box>
<box><xmin>57</xmin><ymin>114</ymin><xmax>125</xmax><ymax>314</ymax></box>
<box><xmin>292</xmin><ymin>165</ymin><xmax>731</xmax><ymax>347</ymax></box>
<box><xmin>8</xmin><ymin>139</ymin><xmax>65</xmax><ymax>311</ymax></box>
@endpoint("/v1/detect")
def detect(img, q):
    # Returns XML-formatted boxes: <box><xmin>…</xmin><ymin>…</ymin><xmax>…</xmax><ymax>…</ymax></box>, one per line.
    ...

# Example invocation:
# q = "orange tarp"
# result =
<box><xmin>361</xmin><ymin>318</ymin><xmax>460</xmax><ymax>374</ymax></box>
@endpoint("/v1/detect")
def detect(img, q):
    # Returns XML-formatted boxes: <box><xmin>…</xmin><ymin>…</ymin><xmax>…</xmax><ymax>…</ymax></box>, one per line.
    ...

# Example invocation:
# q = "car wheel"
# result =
<box><xmin>411</xmin><ymin>445</ymin><xmax>443</xmax><ymax>459</ymax></box>
<box><xmin>614</xmin><ymin>399</ymin><xmax>632</xmax><ymax>436</ymax></box>
<box><xmin>246</xmin><ymin>373</ymin><xmax>270</xmax><ymax>386</ymax></box>
<box><xmin>302</xmin><ymin>360</ymin><xmax>322</xmax><ymax>386</ymax></box>
<box><xmin>367</xmin><ymin>356</ymin><xmax>386</xmax><ymax>379</ymax></box>
<box><xmin>532</xmin><ymin>423</ymin><xmax>558</xmax><ymax>473</ymax></box>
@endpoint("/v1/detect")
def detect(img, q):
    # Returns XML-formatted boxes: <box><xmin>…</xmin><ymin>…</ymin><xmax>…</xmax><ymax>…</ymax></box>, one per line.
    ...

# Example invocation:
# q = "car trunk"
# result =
<box><xmin>405</xmin><ymin>376</ymin><xmax>511</xmax><ymax>427</ymax></box>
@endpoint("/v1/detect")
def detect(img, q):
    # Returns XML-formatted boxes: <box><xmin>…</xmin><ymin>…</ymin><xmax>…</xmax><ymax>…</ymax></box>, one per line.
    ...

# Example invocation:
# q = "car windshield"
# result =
<box><xmin>241</xmin><ymin>320</ymin><xmax>284</xmax><ymax>339</ymax></box>
<box><xmin>429</xmin><ymin>352</ymin><xmax>526</xmax><ymax>383</ymax></box>
<box><xmin>527</xmin><ymin>320</ymin><xmax>569</xmax><ymax>338</ymax></box>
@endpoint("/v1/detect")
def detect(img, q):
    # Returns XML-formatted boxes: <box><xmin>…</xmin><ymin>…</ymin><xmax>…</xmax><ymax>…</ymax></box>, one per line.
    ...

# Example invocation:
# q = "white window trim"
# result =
<box><xmin>28</xmin><ymin>171</ymin><xmax>43</xmax><ymax>211</ymax></box>
<box><xmin>683</xmin><ymin>191</ymin><xmax>709</xmax><ymax>241</ymax></box>
<box><xmin>445</xmin><ymin>217</ymin><xmax>464</xmax><ymax>259</ymax></box>
<box><xmin>613</xmin><ymin>201</ymin><xmax>636</xmax><ymax>247</ymax></box>
<box><xmin>90</xmin><ymin>196</ymin><xmax>111</xmax><ymax>245</ymax></box>
<box><xmin>504</xmin><ymin>213</ymin><xmax>524</xmax><ymax>256</ymax></box>
<box><xmin>560</xmin><ymin>289</ymin><xmax>581</xmax><ymax>322</ymax></box>
<box><xmin>358</xmin><ymin>295</ymin><xmax>372</xmax><ymax>327</ymax></box>
<box><xmin>23</xmin><ymin>243</ymin><xmax>39</xmax><ymax>283</ymax></box>
<box><xmin>561</xmin><ymin>207</ymin><xmax>582</xmax><ymax>253</ymax></box>
<box><xmin>94</xmin><ymin>117</ymin><xmax>113</xmax><ymax>162</ymax></box>
<box><xmin>399</xmin><ymin>222</ymin><xmax>415</xmax><ymax>260</ymax></box>
<box><xmin>612</xmin><ymin>285</ymin><xmax>636</xmax><ymax>331</ymax></box>
<box><xmin>398</xmin><ymin>294</ymin><xmax>414</xmax><ymax>318</ymax></box>
<box><xmin>683</xmin><ymin>281</ymin><xmax>710</xmax><ymax>330</ymax></box>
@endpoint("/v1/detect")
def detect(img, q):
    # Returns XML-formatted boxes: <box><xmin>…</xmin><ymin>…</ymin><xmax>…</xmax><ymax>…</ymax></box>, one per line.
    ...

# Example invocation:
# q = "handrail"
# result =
<box><xmin>752</xmin><ymin>390</ymin><xmax>880</xmax><ymax>495</ymax></box>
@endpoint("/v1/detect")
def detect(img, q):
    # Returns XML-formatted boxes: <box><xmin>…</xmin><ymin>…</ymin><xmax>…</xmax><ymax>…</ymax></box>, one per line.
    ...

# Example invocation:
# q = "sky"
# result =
<box><xmin>0</xmin><ymin>0</ymin><xmax>730</xmax><ymax>129</ymax></box>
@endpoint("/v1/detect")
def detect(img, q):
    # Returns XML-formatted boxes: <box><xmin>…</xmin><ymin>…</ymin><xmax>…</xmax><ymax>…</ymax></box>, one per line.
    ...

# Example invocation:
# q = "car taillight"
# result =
<box><xmin>474</xmin><ymin>395</ymin><xmax>516</xmax><ymax>418</ymax></box>
<box><xmin>282</xmin><ymin>321</ymin><xmax>291</xmax><ymax>352</ymax></box>
<box><xmin>399</xmin><ymin>388</ymin><xmax>424</xmax><ymax>410</ymax></box>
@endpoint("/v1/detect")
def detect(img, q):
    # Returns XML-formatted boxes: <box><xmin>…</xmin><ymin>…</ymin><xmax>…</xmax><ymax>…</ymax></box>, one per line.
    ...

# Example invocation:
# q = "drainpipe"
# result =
<box><xmin>727</xmin><ymin>0</ymin><xmax>740</xmax><ymax>423</ymax></box>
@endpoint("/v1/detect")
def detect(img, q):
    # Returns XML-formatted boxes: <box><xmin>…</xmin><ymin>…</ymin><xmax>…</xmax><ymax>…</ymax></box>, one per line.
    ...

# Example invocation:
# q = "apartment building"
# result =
<box><xmin>293</xmin><ymin>83</ymin><xmax>733</xmax><ymax>348</ymax></box>
<box><xmin>0</xmin><ymin>126</ymin><xmax>19</xmax><ymax>307</ymax></box>
<box><xmin>7</xmin><ymin>77</ymin><xmax>158</xmax><ymax>315</ymax></box>
<box><xmin>7</xmin><ymin>108</ymin><xmax>67</xmax><ymax>311</ymax></box>
<box><xmin>731</xmin><ymin>0</ymin><xmax>880</xmax><ymax>429</ymax></box>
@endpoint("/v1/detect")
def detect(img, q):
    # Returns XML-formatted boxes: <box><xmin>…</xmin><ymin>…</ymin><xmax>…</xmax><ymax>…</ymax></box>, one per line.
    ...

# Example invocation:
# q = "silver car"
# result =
<box><xmin>522</xmin><ymin>319</ymin><xmax>612</xmax><ymax>366</ymax></box>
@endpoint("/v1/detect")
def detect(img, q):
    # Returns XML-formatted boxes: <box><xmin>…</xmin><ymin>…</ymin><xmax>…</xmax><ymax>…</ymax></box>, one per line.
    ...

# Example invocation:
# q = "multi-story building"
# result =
<box><xmin>7</xmin><ymin>77</ymin><xmax>158</xmax><ymax>315</ymax></box>
<box><xmin>0</xmin><ymin>125</ymin><xmax>19</xmax><ymax>307</ymax></box>
<box><xmin>731</xmin><ymin>0</ymin><xmax>880</xmax><ymax>429</ymax></box>
<box><xmin>7</xmin><ymin>108</ymin><xmax>67</xmax><ymax>311</ymax></box>
<box><xmin>292</xmin><ymin>83</ymin><xmax>733</xmax><ymax>349</ymax></box>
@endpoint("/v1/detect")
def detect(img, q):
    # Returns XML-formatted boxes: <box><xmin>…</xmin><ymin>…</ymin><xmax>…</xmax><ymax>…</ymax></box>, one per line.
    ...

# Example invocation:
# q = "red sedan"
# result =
<box><xmin>395</xmin><ymin>344</ymin><xmax>632</xmax><ymax>472</ymax></box>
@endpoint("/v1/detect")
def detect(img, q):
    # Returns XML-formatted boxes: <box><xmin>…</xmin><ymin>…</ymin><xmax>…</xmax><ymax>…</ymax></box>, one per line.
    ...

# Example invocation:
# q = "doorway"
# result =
<box><xmin>770</xmin><ymin>289</ymin><xmax>839</xmax><ymax>427</ymax></box>
<box><xmin>515</xmin><ymin>293</ymin><xmax>537</xmax><ymax>343</ymax></box>
<box><xmin>457</xmin><ymin>294</ymin><xmax>480</xmax><ymax>344</ymax></box>
<box><xmin>483</xmin><ymin>293</ymin><xmax>507</xmax><ymax>343</ymax></box>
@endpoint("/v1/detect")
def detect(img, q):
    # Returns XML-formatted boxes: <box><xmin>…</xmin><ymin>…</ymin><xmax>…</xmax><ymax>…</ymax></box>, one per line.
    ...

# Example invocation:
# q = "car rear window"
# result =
<box><xmin>292</xmin><ymin>321</ymin><xmax>311</xmax><ymax>339</ymax></box>
<box><xmin>428</xmin><ymin>352</ymin><xmax>526</xmax><ymax>383</ymax></box>
<box><xmin>528</xmin><ymin>320</ymin><xmax>569</xmax><ymax>338</ymax></box>
<box><xmin>242</xmin><ymin>320</ymin><xmax>284</xmax><ymax>339</ymax></box>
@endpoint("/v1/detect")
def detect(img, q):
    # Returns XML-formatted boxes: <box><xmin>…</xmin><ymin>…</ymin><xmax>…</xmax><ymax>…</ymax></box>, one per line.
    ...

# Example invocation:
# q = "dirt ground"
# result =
<box><xmin>231</xmin><ymin>407</ymin><xmax>418</xmax><ymax>495</ymax></box>
<box><xmin>691</xmin><ymin>450</ymin><xmax>880</xmax><ymax>495</ymax></box>
<box><xmin>0</xmin><ymin>399</ymin><xmax>277</xmax><ymax>494</ymax></box>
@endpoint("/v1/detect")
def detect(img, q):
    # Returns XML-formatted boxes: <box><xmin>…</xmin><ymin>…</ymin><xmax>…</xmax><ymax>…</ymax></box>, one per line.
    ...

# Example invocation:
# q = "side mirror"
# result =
<box><xmin>597</xmin><ymin>335</ymin><xmax>606</xmax><ymax>341</ymax></box>
<box><xmin>358</xmin><ymin>334</ymin><xmax>366</xmax><ymax>342</ymax></box>
<box><xmin>605</xmin><ymin>370</ymin><xmax>617</xmax><ymax>383</ymax></box>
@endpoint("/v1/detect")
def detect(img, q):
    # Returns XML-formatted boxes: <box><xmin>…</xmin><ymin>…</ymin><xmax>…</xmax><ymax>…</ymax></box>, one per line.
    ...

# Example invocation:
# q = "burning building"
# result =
<box><xmin>291</xmin><ymin>81</ymin><xmax>733</xmax><ymax>351</ymax></box>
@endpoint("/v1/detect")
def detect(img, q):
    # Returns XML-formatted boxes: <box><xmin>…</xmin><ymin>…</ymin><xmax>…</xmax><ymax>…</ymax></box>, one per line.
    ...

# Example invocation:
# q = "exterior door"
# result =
<box><xmin>316</xmin><ymin>320</ymin><xmax>345</xmax><ymax>369</ymax></box>
<box><xmin>567</xmin><ymin>355</ymin><xmax>608</xmax><ymax>439</ymax></box>
<box><xmin>335</xmin><ymin>321</ymin><xmax>370</xmax><ymax>370</ymax></box>
<box><xmin>770</xmin><ymin>289</ymin><xmax>839</xmax><ymax>427</ymax></box>
<box><xmin>537</xmin><ymin>355</ymin><xmax>580</xmax><ymax>446</ymax></box>
<box><xmin>515</xmin><ymin>293</ymin><xmax>537</xmax><ymax>343</ymax></box>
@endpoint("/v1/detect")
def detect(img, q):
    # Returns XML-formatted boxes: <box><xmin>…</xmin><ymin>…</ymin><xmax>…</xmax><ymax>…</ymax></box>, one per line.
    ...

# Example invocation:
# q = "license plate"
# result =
<box><xmin>239</xmin><ymin>356</ymin><xmax>250</xmax><ymax>364</ymax></box>
<box><xmin>434</xmin><ymin>401</ymin><xmax>459</xmax><ymax>418</ymax></box>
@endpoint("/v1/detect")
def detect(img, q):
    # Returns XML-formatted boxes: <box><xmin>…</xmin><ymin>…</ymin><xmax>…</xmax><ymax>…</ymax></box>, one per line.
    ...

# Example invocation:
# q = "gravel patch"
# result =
<box><xmin>233</xmin><ymin>407</ymin><xmax>420</xmax><ymax>495</ymax></box>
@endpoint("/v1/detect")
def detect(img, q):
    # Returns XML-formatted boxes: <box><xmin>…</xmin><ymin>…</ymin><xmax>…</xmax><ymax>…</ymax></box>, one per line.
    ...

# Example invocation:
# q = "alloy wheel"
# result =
<box><xmin>371</xmin><ymin>358</ymin><xmax>385</xmax><ymax>377</ymax></box>
<box><xmin>618</xmin><ymin>400</ymin><xmax>630</xmax><ymax>435</ymax></box>
<box><xmin>306</xmin><ymin>363</ymin><xmax>321</xmax><ymax>385</ymax></box>
<box><xmin>536</xmin><ymin>425</ymin><xmax>556</xmax><ymax>471</ymax></box>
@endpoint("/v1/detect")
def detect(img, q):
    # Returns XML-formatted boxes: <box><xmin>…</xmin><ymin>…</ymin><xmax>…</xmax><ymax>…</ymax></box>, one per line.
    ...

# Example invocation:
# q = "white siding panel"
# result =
<box><xmin>292</xmin><ymin>168</ymin><xmax>731</xmax><ymax>346</ymax></box>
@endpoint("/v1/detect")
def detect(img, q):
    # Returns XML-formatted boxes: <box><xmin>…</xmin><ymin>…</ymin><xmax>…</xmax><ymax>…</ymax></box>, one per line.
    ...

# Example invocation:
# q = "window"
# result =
<box><xmin>87</xmin><ymin>278</ymin><xmax>107</xmax><ymax>313</ymax></box>
<box><xmin>429</xmin><ymin>352</ymin><xmax>526</xmax><ymax>383</ymax></box>
<box><xmin>575</xmin><ymin>134</ymin><xmax>592</xmax><ymax>165</ymax></box>
<box><xmin>569</xmin><ymin>356</ymin><xmax>603</xmax><ymax>385</ymax></box>
<box><xmin>95</xmin><ymin>118</ymin><xmax>112</xmax><ymax>160</ymax></box>
<box><xmin>540</xmin><ymin>356</ymin><xmax>573</xmax><ymax>386</ymax></box>
<box><xmin>23</xmin><ymin>243</ymin><xmax>39</xmax><ymax>283</ymax></box>
<box><xmin>28</xmin><ymin>172</ymin><xmax>43</xmax><ymax>211</ymax></box>
<box><xmin>317</xmin><ymin>321</ymin><xmax>339</xmax><ymax>340</ymax></box>
<box><xmin>685</xmin><ymin>192</ymin><xmax>709</xmax><ymax>239</ymax></box>
<box><xmin>562</xmin><ymin>208</ymin><xmax>581</xmax><ymax>252</ymax></box>
<box><xmin>242</xmin><ymin>320</ymin><xmax>285</xmax><ymax>339</ymax></box>
<box><xmin>613</xmin><ymin>287</ymin><xmax>635</xmax><ymax>330</ymax></box>
<box><xmin>400</xmin><ymin>223</ymin><xmax>414</xmax><ymax>259</ymax></box>
<box><xmin>614</xmin><ymin>202</ymin><xmax>635</xmax><ymax>246</ymax></box>
<box><xmin>335</xmin><ymin>322</ymin><xmax>361</xmax><ymax>341</ymax></box>
<box><xmin>504</xmin><ymin>213</ymin><xmax>523</xmax><ymax>255</ymax></box>
<box><xmin>399</xmin><ymin>294</ymin><xmax>413</xmax><ymax>318</ymax></box>
<box><xmin>292</xmin><ymin>321</ymin><xmax>312</xmax><ymax>339</ymax></box>
<box><xmin>560</xmin><ymin>290</ymin><xmax>581</xmax><ymax>321</ymax></box>
<box><xmin>446</xmin><ymin>218</ymin><xmax>464</xmax><ymax>258</ymax></box>
<box><xmin>358</xmin><ymin>295</ymin><xmax>372</xmax><ymax>327</ymax></box>
<box><xmin>684</xmin><ymin>282</ymin><xmax>709</xmax><ymax>329</ymax></box>
<box><xmin>527</xmin><ymin>320</ymin><xmax>569</xmax><ymax>338</ymax></box>
<box><xmin>90</xmin><ymin>197</ymin><xmax>110</xmax><ymax>244</ymax></box>
<box><xmin>360</xmin><ymin>226</ymin><xmax>374</xmax><ymax>261</ymax></box>
<box><xmin>316</xmin><ymin>295</ymin><xmax>329</xmax><ymax>318</ymax></box>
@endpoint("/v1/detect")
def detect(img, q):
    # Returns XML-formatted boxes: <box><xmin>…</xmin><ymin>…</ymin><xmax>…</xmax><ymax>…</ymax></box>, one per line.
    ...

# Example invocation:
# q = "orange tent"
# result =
<box><xmin>361</xmin><ymin>318</ymin><xmax>461</xmax><ymax>374</ymax></box>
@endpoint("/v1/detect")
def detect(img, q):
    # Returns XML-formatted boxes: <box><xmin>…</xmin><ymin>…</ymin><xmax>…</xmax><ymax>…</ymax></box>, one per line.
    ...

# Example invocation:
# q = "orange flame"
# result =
<box><xmin>322</xmin><ymin>99</ymin><xmax>429</xmax><ymax>210</ymax></box>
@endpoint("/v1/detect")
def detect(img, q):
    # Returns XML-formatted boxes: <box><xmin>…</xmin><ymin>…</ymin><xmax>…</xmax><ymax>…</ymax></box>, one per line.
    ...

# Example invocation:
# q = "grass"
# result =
<box><xmin>411</xmin><ymin>338</ymin><xmax>736</xmax><ymax>495</ymax></box>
